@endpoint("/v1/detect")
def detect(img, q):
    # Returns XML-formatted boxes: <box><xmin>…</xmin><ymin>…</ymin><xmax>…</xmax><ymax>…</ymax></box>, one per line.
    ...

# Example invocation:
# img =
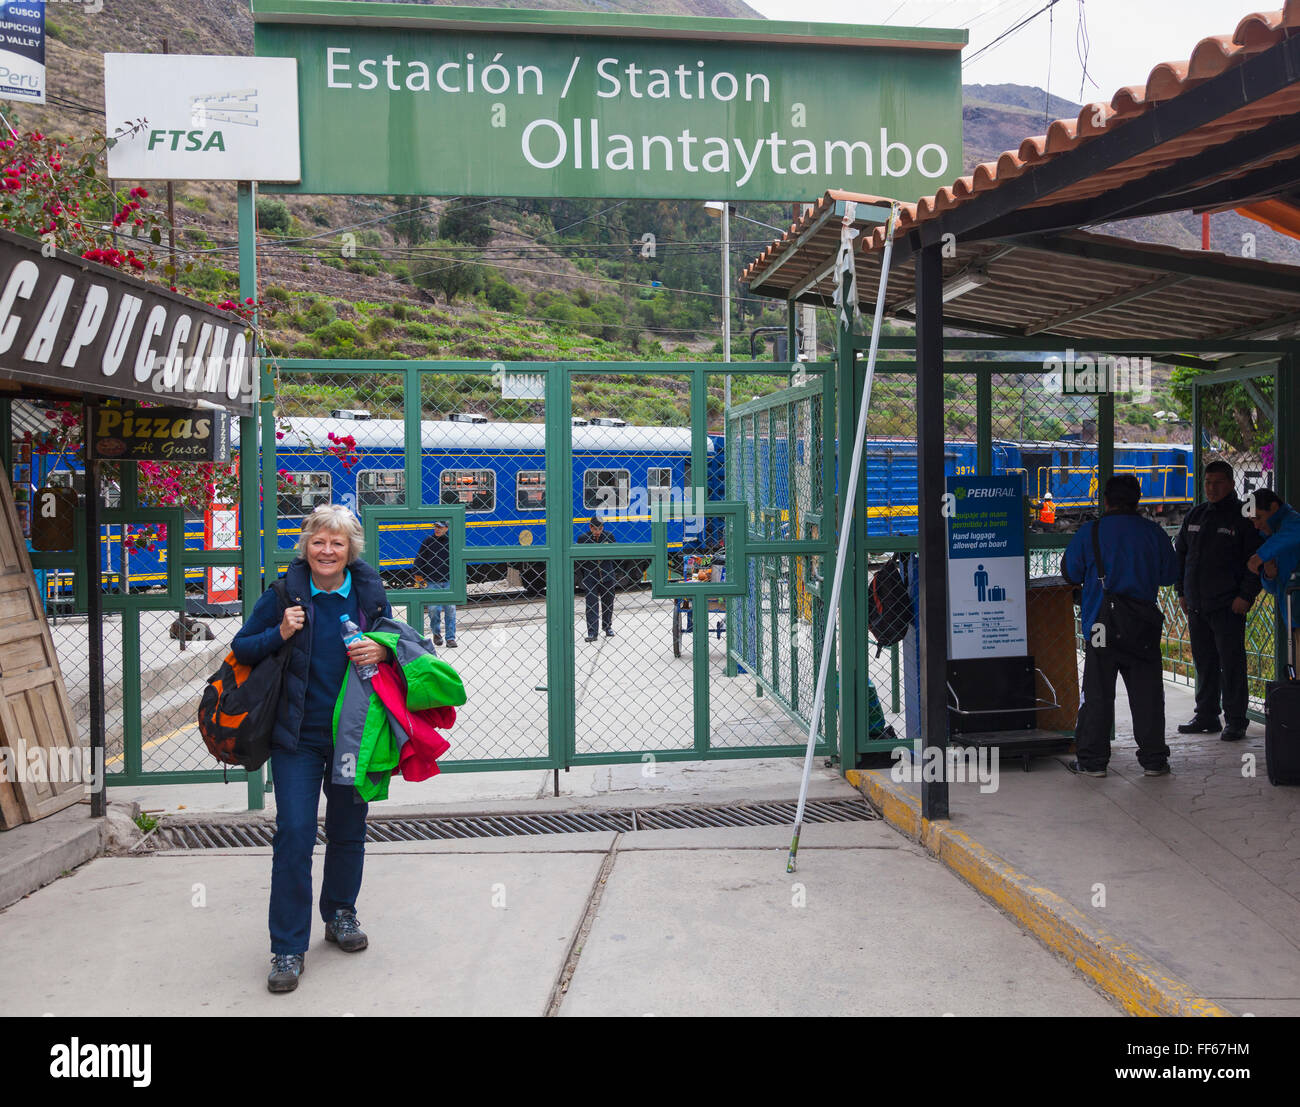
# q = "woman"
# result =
<box><xmin>232</xmin><ymin>504</ymin><xmax>391</xmax><ymax>994</ymax></box>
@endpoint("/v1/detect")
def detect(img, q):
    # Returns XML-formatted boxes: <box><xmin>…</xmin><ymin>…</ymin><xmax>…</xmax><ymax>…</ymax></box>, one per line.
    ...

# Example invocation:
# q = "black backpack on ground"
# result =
<box><xmin>868</xmin><ymin>554</ymin><xmax>913</xmax><ymax>656</ymax></box>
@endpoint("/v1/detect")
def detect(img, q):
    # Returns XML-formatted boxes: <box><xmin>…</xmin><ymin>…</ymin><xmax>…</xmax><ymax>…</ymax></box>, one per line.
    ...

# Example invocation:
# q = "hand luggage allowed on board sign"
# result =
<box><xmin>988</xmin><ymin>585</ymin><xmax>1006</xmax><ymax>602</ymax></box>
<box><xmin>1265</xmin><ymin>584</ymin><xmax>1300</xmax><ymax>786</ymax></box>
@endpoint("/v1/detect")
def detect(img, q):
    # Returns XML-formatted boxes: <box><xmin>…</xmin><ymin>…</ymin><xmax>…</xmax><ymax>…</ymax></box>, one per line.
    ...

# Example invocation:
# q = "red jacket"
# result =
<box><xmin>370</xmin><ymin>662</ymin><xmax>453</xmax><ymax>781</ymax></box>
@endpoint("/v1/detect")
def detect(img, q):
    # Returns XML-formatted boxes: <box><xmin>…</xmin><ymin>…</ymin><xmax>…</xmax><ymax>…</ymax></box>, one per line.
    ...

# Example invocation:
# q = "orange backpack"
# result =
<box><xmin>197</xmin><ymin>581</ymin><xmax>290</xmax><ymax>771</ymax></box>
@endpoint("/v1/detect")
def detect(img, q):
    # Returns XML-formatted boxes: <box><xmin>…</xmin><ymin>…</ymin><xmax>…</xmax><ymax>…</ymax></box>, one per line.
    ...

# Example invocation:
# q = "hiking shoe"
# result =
<box><xmin>604</xmin><ymin>629</ymin><xmax>615</xmax><ymax>637</ymax></box>
<box><xmin>446</xmin><ymin>639</ymin><xmax>457</xmax><ymax>648</ymax></box>
<box><xmin>433</xmin><ymin>635</ymin><xmax>444</xmax><ymax>646</ymax></box>
<box><xmin>1143</xmin><ymin>762</ymin><xmax>1172</xmax><ymax>776</ymax></box>
<box><xmin>1065</xmin><ymin>760</ymin><xmax>1106</xmax><ymax>778</ymax></box>
<box><xmin>585</xmin><ymin>635</ymin><xmax>597</xmax><ymax>642</ymax></box>
<box><xmin>1176</xmin><ymin>716</ymin><xmax>1220</xmax><ymax>734</ymax></box>
<box><xmin>267</xmin><ymin>953</ymin><xmax>304</xmax><ymax>993</ymax></box>
<box><xmin>324</xmin><ymin>908</ymin><xmax>368</xmax><ymax>952</ymax></box>
<box><xmin>1220</xmin><ymin>725</ymin><xmax>1247</xmax><ymax>742</ymax></box>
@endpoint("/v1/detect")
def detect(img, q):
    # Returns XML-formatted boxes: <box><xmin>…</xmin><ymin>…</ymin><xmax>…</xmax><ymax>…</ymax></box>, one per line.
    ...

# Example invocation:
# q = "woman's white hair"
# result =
<box><xmin>296</xmin><ymin>504</ymin><xmax>365</xmax><ymax>561</ymax></box>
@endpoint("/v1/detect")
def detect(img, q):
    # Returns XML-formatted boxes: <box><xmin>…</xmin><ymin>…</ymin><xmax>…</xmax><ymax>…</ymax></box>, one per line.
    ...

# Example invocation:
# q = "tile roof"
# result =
<box><xmin>743</xmin><ymin>5</ymin><xmax>1300</xmax><ymax>287</ymax></box>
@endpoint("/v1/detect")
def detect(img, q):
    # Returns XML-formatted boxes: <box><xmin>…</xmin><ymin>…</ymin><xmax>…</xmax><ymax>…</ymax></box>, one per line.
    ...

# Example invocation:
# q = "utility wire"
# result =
<box><xmin>964</xmin><ymin>0</ymin><xmax>1063</xmax><ymax>68</ymax></box>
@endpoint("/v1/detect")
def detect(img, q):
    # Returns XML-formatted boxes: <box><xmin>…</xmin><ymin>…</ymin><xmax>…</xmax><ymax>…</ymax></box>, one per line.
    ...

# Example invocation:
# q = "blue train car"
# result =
<box><xmin>27</xmin><ymin>415</ymin><xmax>1193</xmax><ymax>598</ymax></box>
<box><xmin>267</xmin><ymin>415</ymin><xmax>715</xmax><ymax>589</ymax></box>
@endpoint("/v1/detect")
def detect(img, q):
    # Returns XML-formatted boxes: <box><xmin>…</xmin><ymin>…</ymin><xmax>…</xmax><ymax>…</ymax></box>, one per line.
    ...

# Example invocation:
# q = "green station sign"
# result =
<box><xmin>253</xmin><ymin>1</ymin><xmax>965</xmax><ymax>202</ymax></box>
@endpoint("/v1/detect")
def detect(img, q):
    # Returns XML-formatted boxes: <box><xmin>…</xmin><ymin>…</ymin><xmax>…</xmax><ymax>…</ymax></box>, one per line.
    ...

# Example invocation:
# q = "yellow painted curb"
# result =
<box><xmin>846</xmin><ymin>768</ymin><xmax>1232</xmax><ymax>1018</ymax></box>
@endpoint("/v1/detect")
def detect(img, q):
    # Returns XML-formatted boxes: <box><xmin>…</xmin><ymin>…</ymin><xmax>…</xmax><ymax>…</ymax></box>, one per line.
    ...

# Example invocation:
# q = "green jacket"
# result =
<box><xmin>330</xmin><ymin>616</ymin><xmax>466</xmax><ymax>801</ymax></box>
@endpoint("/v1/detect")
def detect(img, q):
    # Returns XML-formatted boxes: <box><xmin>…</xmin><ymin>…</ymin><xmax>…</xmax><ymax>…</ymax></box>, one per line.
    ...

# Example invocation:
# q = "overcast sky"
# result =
<box><xmin>748</xmin><ymin>0</ymin><xmax>1244</xmax><ymax>105</ymax></box>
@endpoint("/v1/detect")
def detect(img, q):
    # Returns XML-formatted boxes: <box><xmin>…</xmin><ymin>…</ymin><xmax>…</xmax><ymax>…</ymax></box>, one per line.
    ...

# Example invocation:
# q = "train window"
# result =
<box><xmin>647</xmin><ymin>467</ymin><xmax>672</xmax><ymax>506</ymax></box>
<box><xmin>583</xmin><ymin>469</ymin><xmax>630</xmax><ymax>512</ymax></box>
<box><xmin>278</xmin><ymin>471</ymin><xmax>332</xmax><ymax>517</ymax></box>
<box><xmin>441</xmin><ymin>469</ymin><xmax>495</xmax><ymax>512</ymax></box>
<box><xmin>516</xmin><ymin>471</ymin><xmax>546</xmax><ymax>511</ymax></box>
<box><xmin>357</xmin><ymin>469</ymin><xmax>405</xmax><ymax>507</ymax></box>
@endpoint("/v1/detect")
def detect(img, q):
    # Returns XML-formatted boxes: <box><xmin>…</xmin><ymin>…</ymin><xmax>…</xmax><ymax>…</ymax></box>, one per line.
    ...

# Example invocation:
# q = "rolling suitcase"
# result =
<box><xmin>1265</xmin><ymin>584</ymin><xmax>1300</xmax><ymax>786</ymax></box>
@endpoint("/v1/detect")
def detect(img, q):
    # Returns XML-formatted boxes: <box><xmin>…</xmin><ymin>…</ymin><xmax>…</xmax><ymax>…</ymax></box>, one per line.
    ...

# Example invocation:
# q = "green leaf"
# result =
<box><xmin>150</xmin><ymin>226</ymin><xmax>161</xmax><ymax>246</ymax></box>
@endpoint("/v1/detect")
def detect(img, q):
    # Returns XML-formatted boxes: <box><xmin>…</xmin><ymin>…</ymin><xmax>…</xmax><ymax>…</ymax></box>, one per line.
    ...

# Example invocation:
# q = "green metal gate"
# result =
<box><xmin>269</xmin><ymin>358</ymin><xmax>837</xmax><ymax>774</ymax></box>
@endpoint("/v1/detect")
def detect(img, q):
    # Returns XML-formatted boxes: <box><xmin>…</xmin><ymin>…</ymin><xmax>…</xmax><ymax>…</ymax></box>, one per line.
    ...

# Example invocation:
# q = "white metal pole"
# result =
<box><xmin>787</xmin><ymin>205</ymin><xmax>899</xmax><ymax>873</ymax></box>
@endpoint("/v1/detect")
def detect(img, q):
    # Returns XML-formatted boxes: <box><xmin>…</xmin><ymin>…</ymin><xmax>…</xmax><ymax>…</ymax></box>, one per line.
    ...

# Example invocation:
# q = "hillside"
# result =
<box><xmin>5</xmin><ymin>3</ymin><xmax>1295</xmax><ymax>437</ymax></box>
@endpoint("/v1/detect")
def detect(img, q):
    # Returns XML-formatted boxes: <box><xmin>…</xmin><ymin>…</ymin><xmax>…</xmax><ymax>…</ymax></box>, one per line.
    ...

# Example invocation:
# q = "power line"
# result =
<box><xmin>964</xmin><ymin>0</ymin><xmax>1064</xmax><ymax>68</ymax></box>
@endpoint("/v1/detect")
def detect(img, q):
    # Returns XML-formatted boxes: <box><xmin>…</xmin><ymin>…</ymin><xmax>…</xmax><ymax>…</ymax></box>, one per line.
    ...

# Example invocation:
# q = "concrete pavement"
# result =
<box><xmin>853</xmin><ymin>680</ymin><xmax>1300</xmax><ymax>1017</ymax></box>
<box><xmin>0</xmin><ymin>815</ymin><xmax>1117</xmax><ymax>1017</ymax></box>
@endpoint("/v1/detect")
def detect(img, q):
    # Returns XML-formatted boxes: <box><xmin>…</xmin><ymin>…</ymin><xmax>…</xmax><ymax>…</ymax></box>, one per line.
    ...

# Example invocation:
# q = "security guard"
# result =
<box><xmin>1061</xmin><ymin>473</ymin><xmax>1179</xmax><ymax>777</ymax></box>
<box><xmin>1173</xmin><ymin>461</ymin><xmax>1262</xmax><ymax>742</ymax></box>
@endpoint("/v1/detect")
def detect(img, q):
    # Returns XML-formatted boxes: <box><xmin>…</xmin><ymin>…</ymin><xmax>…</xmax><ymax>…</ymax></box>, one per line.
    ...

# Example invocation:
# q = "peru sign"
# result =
<box><xmin>252</xmin><ymin>1</ymin><xmax>964</xmax><ymax>202</ymax></box>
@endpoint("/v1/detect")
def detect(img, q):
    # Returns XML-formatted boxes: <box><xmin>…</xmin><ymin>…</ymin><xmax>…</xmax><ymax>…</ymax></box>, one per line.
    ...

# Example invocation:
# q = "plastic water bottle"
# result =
<box><xmin>339</xmin><ymin>615</ymin><xmax>379</xmax><ymax>679</ymax></box>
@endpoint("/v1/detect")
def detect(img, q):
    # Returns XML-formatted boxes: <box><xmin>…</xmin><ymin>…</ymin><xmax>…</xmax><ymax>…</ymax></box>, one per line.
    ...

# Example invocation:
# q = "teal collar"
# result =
<box><xmin>310</xmin><ymin>568</ymin><xmax>352</xmax><ymax>598</ymax></box>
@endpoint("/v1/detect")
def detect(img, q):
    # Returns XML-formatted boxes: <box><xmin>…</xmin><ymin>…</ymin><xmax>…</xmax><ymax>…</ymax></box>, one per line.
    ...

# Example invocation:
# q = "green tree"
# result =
<box><xmin>439</xmin><ymin>199</ymin><xmax>493</xmax><ymax>246</ymax></box>
<box><xmin>392</xmin><ymin>196</ymin><xmax>434</xmax><ymax>247</ymax></box>
<box><xmin>413</xmin><ymin>241</ymin><xmax>485</xmax><ymax>304</ymax></box>
<box><xmin>1170</xmin><ymin>366</ymin><xmax>1272</xmax><ymax>450</ymax></box>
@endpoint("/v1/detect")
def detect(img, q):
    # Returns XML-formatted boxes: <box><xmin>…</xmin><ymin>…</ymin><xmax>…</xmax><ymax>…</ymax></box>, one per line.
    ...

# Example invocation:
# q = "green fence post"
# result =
<box><xmin>821</xmin><ymin>368</ymin><xmax>838</xmax><ymax>760</ymax></box>
<box><xmin>787</xmin><ymin>397</ymin><xmax>799</xmax><ymax>713</ymax></box>
<box><xmin>976</xmin><ymin>367</ymin><xmax>992</xmax><ymax>475</ymax></box>
<box><xmin>692</xmin><ymin>365</ymin><xmax>711</xmax><ymax>755</ymax></box>
<box><xmin>836</xmin><ymin>330</ymin><xmax>858</xmax><ymax>772</ymax></box>
<box><xmin>547</xmin><ymin>364</ymin><xmax>574</xmax><ymax>771</ymax></box>
<box><xmin>237</xmin><ymin>179</ymin><xmax>267</xmax><ymax>811</ymax></box>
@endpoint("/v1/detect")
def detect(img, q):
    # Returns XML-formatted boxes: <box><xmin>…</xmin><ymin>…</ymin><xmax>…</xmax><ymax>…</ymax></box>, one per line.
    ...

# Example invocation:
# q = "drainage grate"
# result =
<box><xmin>152</xmin><ymin>798</ymin><xmax>876</xmax><ymax>850</ymax></box>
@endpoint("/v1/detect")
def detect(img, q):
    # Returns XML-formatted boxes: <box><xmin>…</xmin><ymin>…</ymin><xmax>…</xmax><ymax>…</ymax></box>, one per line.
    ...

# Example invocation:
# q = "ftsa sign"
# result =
<box><xmin>104</xmin><ymin>54</ymin><xmax>300</xmax><ymax>183</ymax></box>
<box><xmin>146</xmin><ymin>130</ymin><xmax>228</xmax><ymax>153</ymax></box>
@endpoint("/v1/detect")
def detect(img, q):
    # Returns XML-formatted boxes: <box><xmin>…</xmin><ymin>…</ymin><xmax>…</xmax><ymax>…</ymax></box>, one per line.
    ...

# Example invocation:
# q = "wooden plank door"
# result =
<box><xmin>0</xmin><ymin>471</ymin><xmax>85</xmax><ymax>827</ymax></box>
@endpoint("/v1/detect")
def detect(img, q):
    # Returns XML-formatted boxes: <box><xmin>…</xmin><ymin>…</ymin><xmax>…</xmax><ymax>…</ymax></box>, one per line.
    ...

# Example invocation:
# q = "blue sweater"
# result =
<box><xmin>232</xmin><ymin>559</ymin><xmax>389</xmax><ymax>753</ymax></box>
<box><xmin>1061</xmin><ymin>512</ymin><xmax>1179</xmax><ymax>634</ymax></box>
<box><xmin>1257</xmin><ymin>502</ymin><xmax>1300</xmax><ymax>604</ymax></box>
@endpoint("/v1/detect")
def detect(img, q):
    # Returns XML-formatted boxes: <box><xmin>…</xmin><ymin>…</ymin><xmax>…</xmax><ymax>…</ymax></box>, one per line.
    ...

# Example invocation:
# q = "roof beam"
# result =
<box><xmin>1023</xmin><ymin>274</ymin><xmax>1191</xmax><ymax>336</ymax></box>
<box><xmin>886</xmin><ymin>32</ymin><xmax>1300</xmax><ymax>269</ymax></box>
<box><xmin>1011</xmin><ymin>233</ymin><xmax>1300</xmax><ymax>296</ymax></box>
<box><xmin>746</xmin><ymin>205</ymin><xmax>835</xmax><ymax>294</ymax></box>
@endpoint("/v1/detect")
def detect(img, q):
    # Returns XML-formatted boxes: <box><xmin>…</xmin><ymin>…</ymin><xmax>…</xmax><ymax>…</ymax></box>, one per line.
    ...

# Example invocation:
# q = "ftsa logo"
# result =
<box><xmin>146</xmin><ymin>130</ymin><xmax>227</xmax><ymax>152</ymax></box>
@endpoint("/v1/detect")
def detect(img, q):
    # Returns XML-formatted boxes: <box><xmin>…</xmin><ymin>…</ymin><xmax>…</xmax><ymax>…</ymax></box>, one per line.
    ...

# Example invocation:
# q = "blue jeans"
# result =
<box><xmin>269</xmin><ymin>740</ymin><xmax>368</xmax><ymax>955</ymax></box>
<box><xmin>426</xmin><ymin>582</ymin><xmax>457</xmax><ymax>640</ymax></box>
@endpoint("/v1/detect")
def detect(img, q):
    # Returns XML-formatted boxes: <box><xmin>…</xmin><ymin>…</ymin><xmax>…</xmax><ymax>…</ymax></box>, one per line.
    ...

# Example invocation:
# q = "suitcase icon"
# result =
<box><xmin>988</xmin><ymin>585</ymin><xmax>1006</xmax><ymax>602</ymax></box>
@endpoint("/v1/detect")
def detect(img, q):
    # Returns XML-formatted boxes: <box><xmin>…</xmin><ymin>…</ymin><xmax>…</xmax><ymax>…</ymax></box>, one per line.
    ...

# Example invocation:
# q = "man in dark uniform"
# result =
<box><xmin>1174</xmin><ymin>461</ymin><xmax>1262</xmax><ymax>741</ymax></box>
<box><xmin>1061</xmin><ymin>474</ymin><xmax>1180</xmax><ymax>777</ymax></box>
<box><xmin>576</xmin><ymin>515</ymin><xmax>616</xmax><ymax>641</ymax></box>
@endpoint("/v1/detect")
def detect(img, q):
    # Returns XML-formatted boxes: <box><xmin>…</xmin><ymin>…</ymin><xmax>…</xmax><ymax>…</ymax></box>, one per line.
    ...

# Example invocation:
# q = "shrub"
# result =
<box><xmin>484</xmin><ymin>276</ymin><xmax>523</xmax><ymax>313</ymax></box>
<box><xmin>439</xmin><ymin>200</ymin><xmax>493</xmax><ymax>246</ymax></box>
<box><xmin>303</xmin><ymin>300</ymin><xmax>335</xmax><ymax>329</ymax></box>
<box><xmin>256</xmin><ymin>198</ymin><xmax>292</xmax><ymax>234</ymax></box>
<box><xmin>265</xmin><ymin>284</ymin><xmax>291</xmax><ymax>303</ymax></box>
<box><xmin>312</xmin><ymin>319</ymin><xmax>361</xmax><ymax>346</ymax></box>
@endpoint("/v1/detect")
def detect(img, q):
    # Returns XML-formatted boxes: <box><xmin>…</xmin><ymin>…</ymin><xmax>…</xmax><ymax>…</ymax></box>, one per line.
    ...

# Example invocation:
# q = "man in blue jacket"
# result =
<box><xmin>1061</xmin><ymin>474</ymin><xmax>1180</xmax><ymax>777</ymax></box>
<box><xmin>1246</xmin><ymin>488</ymin><xmax>1300</xmax><ymax>628</ymax></box>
